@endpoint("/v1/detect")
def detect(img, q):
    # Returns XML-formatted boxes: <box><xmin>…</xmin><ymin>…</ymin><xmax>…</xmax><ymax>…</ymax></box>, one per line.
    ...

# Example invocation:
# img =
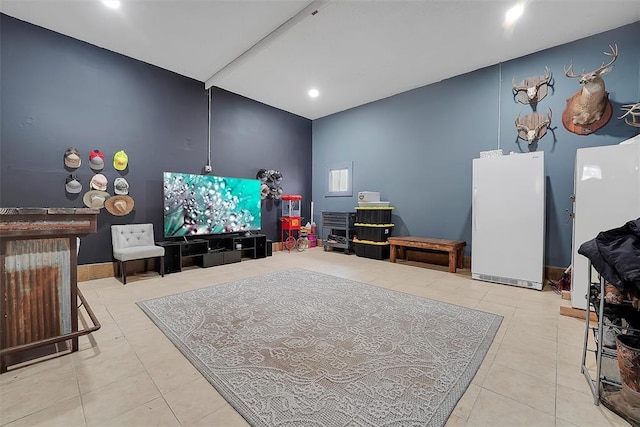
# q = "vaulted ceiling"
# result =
<box><xmin>2</xmin><ymin>1</ymin><xmax>639</xmax><ymax>119</ymax></box>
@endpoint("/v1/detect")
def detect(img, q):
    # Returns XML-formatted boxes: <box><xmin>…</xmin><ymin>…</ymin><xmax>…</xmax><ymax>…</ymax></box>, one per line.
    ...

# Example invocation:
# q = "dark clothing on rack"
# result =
<box><xmin>579</xmin><ymin>218</ymin><xmax>640</xmax><ymax>295</ymax></box>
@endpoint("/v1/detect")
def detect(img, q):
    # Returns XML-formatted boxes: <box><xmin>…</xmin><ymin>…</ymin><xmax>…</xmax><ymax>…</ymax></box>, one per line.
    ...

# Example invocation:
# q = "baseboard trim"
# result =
<box><xmin>78</xmin><ymin>259</ymin><xmax>162</xmax><ymax>282</ymax></box>
<box><xmin>77</xmin><ymin>247</ymin><xmax>569</xmax><ymax>285</ymax></box>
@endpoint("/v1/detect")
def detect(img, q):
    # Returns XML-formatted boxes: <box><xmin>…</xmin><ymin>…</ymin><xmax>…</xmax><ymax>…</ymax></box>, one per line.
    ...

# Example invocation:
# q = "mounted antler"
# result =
<box><xmin>515</xmin><ymin>108</ymin><xmax>552</xmax><ymax>144</ymax></box>
<box><xmin>512</xmin><ymin>67</ymin><xmax>552</xmax><ymax>104</ymax></box>
<box><xmin>563</xmin><ymin>44</ymin><xmax>618</xmax><ymax>129</ymax></box>
<box><xmin>619</xmin><ymin>103</ymin><xmax>640</xmax><ymax>127</ymax></box>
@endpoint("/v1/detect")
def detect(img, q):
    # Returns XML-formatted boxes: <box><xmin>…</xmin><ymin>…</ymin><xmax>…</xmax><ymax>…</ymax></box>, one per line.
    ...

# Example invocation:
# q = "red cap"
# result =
<box><xmin>89</xmin><ymin>149</ymin><xmax>105</xmax><ymax>171</ymax></box>
<box><xmin>89</xmin><ymin>149</ymin><xmax>104</xmax><ymax>161</ymax></box>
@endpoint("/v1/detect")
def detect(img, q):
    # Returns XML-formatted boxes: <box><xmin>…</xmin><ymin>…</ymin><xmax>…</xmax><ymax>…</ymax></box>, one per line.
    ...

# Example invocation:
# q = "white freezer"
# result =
<box><xmin>472</xmin><ymin>152</ymin><xmax>545</xmax><ymax>290</ymax></box>
<box><xmin>570</xmin><ymin>138</ymin><xmax>640</xmax><ymax>309</ymax></box>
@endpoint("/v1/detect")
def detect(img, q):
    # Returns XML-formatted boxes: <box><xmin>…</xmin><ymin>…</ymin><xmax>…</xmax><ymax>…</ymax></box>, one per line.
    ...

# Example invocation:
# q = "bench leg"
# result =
<box><xmin>390</xmin><ymin>244</ymin><xmax>397</xmax><ymax>263</ymax></box>
<box><xmin>457</xmin><ymin>248</ymin><xmax>464</xmax><ymax>269</ymax></box>
<box><xmin>448</xmin><ymin>250</ymin><xmax>457</xmax><ymax>273</ymax></box>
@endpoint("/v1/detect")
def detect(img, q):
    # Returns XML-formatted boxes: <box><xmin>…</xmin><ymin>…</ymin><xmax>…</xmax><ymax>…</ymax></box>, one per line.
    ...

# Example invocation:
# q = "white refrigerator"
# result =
<box><xmin>472</xmin><ymin>152</ymin><xmax>545</xmax><ymax>290</ymax></box>
<box><xmin>570</xmin><ymin>137</ymin><xmax>640</xmax><ymax>309</ymax></box>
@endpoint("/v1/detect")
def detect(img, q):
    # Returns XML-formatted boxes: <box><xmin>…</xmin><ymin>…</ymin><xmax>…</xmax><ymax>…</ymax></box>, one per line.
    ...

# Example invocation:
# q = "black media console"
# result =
<box><xmin>157</xmin><ymin>233</ymin><xmax>267</xmax><ymax>274</ymax></box>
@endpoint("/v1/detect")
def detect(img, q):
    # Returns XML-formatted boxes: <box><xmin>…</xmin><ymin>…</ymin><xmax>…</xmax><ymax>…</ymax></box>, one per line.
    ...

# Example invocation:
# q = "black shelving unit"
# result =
<box><xmin>157</xmin><ymin>239</ymin><xmax>208</xmax><ymax>274</ymax></box>
<box><xmin>157</xmin><ymin>233</ymin><xmax>267</xmax><ymax>274</ymax></box>
<box><xmin>232</xmin><ymin>234</ymin><xmax>267</xmax><ymax>259</ymax></box>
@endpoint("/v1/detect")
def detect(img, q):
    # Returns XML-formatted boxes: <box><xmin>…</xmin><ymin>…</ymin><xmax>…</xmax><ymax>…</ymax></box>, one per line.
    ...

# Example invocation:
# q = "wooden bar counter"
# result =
<box><xmin>0</xmin><ymin>208</ymin><xmax>101</xmax><ymax>372</ymax></box>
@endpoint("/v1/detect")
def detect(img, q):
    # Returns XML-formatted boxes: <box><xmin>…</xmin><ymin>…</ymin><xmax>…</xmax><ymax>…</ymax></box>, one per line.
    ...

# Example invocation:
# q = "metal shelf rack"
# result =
<box><xmin>321</xmin><ymin>211</ymin><xmax>355</xmax><ymax>254</ymax></box>
<box><xmin>581</xmin><ymin>262</ymin><xmax>640</xmax><ymax>405</ymax></box>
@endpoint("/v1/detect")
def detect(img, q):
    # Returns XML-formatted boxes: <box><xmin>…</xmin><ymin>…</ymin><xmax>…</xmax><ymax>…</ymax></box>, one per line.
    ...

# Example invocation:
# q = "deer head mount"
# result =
<box><xmin>562</xmin><ymin>44</ymin><xmax>618</xmax><ymax>133</ymax></box>
<box><xmin>512</xmin><ymin>67</ymin><xmax>552</xmax><ymax>104</ymax></box>
<box><xmin>619</xmin><ymin>103</ymin><xmax>640</xmax><ymax>128</ymax></box>
<box><xmin>515</xmin><ymin>108</ymin><xmax>552</xmax><ymax>144</ymax></box>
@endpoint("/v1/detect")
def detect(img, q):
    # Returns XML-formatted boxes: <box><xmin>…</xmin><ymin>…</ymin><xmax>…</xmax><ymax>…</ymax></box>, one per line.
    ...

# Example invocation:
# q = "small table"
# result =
<box><xmin>388</xmin><ymin>236</ymin><xmax>466</xmax><ymax>273</ymax></box>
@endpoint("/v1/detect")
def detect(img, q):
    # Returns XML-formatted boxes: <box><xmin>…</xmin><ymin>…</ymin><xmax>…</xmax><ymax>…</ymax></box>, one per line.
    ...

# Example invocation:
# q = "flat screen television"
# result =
<box><xmin>163</xmin><ymin>172</ymin><xmax>262</xmax><ymax>237</ymax></box>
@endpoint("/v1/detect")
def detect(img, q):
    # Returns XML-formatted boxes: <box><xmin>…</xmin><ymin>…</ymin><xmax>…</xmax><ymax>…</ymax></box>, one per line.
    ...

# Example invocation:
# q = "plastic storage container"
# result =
<box><xmin>355</xmin><ymin>207</ymin><xmax>394</xmax><ymax>224</ymax></box>
<box><xmin>354</xmin><ymin>224</ymin><xmax>394</xmax><ymax>242</ymax></box>
<box><xmin>353</xmin><ymin>239</ymin><xmax>390</xmax><ymax>260</ymax></box>
<box><xmin>357</xmin><ymin>191</ymin><xmax>380</xmax><ymax>202</ymax></box>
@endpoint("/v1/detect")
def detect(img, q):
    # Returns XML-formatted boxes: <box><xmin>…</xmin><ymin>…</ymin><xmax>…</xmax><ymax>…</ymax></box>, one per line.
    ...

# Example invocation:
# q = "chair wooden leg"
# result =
<box><xmin>160</xmin><ymin>256</ymin><xmax>165</xmax><ymax>278</ymax></box>
<box><xmin>122</xmin><ymin>260</ymin><xmax>127</xmax><ymax>285</ymax></box>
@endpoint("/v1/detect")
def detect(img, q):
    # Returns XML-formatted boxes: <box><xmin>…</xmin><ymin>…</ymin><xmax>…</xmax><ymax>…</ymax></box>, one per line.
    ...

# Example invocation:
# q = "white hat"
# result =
<box><xmin>90</xmin><ymin>174</ymin><xmax>108</xmax><ymax>191</ymax></box>
<box><xmin>113</xmin><ymin>177</ymin><xmax>129</xmax><ymax>195</ymax></box>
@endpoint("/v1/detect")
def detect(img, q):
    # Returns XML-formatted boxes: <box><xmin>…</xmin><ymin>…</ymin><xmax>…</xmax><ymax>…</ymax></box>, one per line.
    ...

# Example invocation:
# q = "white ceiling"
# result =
<box><xmin>2</xmin><ymin>0</ymin><xmax>639</xmax><ymax>119</ymax></box>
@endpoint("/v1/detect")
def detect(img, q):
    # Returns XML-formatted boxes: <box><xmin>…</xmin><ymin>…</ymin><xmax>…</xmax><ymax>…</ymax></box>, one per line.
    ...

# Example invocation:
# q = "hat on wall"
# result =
<box><xmin>64</xmin><ymin>147</ymin><xmax>81</xmax><ymax>168</ymax></box>
<box><xmin>90</xmin><ymin>173</ymin><xmax>108</xmax><ymax>191</ymax></box>
<box><xmin>113</xmin><ymin>177</ymin><xmax>129</xmax><ymax>195</ymax></box>
<box><xmin>89</xmin><ymin>149</ymin><xmax>105</xmax><ymax>171</ymax></box>
<box><xmin>113</xmin><ymin>150</ymin><xmax>128</xmax><ymax>171</ymax></box>
<box><xmin>104</xmin><ymin>195</ymin><xmax>134</xmax><ymax>216</ymax></box>
<box><xmin>65</xmin><ymin>174</ymin><xmax>82</xmax><ymax>194</ymax></box>
<box><xmin>83</xmin><ymin>190</ymin><xmax>110</xmax><ymax>209</ymax></box>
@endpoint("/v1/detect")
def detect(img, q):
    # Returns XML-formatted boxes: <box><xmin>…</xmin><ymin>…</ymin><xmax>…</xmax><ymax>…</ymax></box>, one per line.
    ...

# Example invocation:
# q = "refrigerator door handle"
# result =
<box><xmin>472</xmin><ymin>186</ymin><xmax>478</xmax><ymax>231</ymax></box>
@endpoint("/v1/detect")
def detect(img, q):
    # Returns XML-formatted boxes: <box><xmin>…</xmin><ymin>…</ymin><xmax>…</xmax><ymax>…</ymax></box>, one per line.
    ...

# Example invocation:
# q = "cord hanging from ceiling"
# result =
<box><xmin>205</xmin><ymin>88</ymin><xmax>213</xmax><ymax>173</ymax></box>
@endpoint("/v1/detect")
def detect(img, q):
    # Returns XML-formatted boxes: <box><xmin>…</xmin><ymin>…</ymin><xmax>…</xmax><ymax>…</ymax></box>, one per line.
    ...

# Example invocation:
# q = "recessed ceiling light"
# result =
<box><xmin>505</xmin><ymin>2</ymin><xmax>525</xmax><ymax>25</ymax></box>
<box><xmin>308</xmin><ymin>88</ymin><xmax>319</xmax><ymax>98</ymax></box>
<box><xmin>102</xmin><ymin>0</ymin><xmax>121</xmax><ymax>9</ymax></box>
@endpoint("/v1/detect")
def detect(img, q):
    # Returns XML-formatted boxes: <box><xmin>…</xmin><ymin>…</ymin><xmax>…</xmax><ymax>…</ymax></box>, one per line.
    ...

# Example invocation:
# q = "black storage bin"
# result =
<box><xmin>223</xmin><ymin>250</ymin><xmax>241</xmax><ymax>264</ymax></box>
<box><xmin>355</xmin><ymin>224</ymin><xmax>394</xmax><ymax>242</ymax></box>
<box><xmin>355</xmin><ymin>207</ymin><xmax>394</xmax><ymax>224</ymax></box>
<box><xmin>199</xmin><ymin>251</ymin><xmax>224</xmax><ymax>267</ymax></box>
<box><xmin>354</xmin><ymin>240</ymin><xmax>390</xmax><ymax>260</ymax></box>
<box><xmin>266</xmin><ymin>240</ymin><xmax>273</xmax><ymax>256</ymax></box>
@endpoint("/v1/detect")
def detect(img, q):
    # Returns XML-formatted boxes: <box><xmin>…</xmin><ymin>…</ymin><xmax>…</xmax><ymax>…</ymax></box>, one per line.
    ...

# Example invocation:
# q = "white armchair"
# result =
<box><xmin>111</xmin><ymin>224</ymin><xmax>165</xmax><ymax>284</ymax></box>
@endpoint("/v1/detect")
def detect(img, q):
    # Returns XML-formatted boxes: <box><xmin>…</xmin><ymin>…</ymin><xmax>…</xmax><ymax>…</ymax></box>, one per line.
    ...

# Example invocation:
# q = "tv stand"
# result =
<box><xmin>231</xmin><ymin>234</ymin><xmax>267</xmax><ymax>259</ymax></box>
<box><xmin>157</xmin><ymin>234</ymin><xmax>267</xmax><ymax>274</ymax></box>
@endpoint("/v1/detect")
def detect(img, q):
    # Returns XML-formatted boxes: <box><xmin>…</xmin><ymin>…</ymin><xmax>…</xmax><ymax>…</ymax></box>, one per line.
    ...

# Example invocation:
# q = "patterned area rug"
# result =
<box><xmin>137</xmin><ymin>269</ymin><xmax>502</xmax><ymax>426</ymax></box>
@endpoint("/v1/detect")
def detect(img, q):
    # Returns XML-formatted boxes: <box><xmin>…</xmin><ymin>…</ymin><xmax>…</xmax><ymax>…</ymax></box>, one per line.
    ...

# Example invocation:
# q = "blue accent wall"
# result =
<box><xmin>0</xmin><ymin>14</ymin><xmax>312</xmax><ymax>264</ymax></box>
<box><xmin>1</xmin><ymin>13</ymin><xmax>637</xmax><ymax>269</ymax></box>
<box><xmin>312</xmin><ymin>22</ymin><xmax>640</xmax><ymax>268</ymax></box>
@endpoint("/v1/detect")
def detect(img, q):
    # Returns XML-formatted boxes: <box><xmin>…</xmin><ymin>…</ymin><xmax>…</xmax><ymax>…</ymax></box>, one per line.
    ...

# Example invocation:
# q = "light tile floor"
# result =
<box><xmin>0</xmin><ymin>248</ymin><xmax>629</xmax><ymax>427</ymax></box>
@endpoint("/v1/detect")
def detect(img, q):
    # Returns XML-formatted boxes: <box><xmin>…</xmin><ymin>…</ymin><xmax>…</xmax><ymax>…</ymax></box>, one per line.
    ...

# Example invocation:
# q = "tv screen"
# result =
<box><xmin>163</xmin><ymin>172</ymin><xmax>262</xmax><ymax>237</ymax></box>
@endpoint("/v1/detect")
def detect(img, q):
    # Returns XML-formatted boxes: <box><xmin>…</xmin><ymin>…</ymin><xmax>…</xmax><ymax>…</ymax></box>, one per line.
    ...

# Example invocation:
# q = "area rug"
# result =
<box><xmin>137</xmin><ymin>268</ymin><xmax>502</xmax><ymax>426</ymax></box>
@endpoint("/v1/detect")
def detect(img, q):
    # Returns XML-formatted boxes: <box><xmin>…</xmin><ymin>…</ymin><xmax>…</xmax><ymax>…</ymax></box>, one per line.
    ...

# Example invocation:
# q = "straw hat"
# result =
<box><xmin>104</xmin><ymin>195</ymin><xmax>134</xmax><ymax>216</ymax></box>
<box><xmin>83</xmin><ymin>190</ymin><xmax>110</xmax><ymax>209</ymax></box>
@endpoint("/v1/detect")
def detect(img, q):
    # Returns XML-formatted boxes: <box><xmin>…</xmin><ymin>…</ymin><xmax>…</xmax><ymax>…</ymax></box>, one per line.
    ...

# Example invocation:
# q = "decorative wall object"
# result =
<box><xmin>512</xmin><ymin>67</ymin><xmax>552</xmax><ymax>104</ymax></box>
<box><xmin>562</xmin><ymin>44</ymin><xmax>618</xmax><ymax>135</ymax></box>
<box><xmin>515</xmin><ymin>108</ymin><xmax>552</xmax><ymax>144</ymax></box>
<box><xmin>256</xmin><ymin>169</ymin><xmax>283</xmax><ymax>200</ymax></box>
<box><xmin>619</xmin><ymin>102</ymin><xmax>640</xmax><ymax>128</ymax></box>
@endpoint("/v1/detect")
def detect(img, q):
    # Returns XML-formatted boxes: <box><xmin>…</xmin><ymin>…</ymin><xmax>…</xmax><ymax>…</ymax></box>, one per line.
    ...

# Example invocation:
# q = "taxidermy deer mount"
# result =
<box><xmin>512</xmin><ymin>67</ymin><xmax>552</xmax><ymax>104</ymax></box>
<box><xmin>562</xmin><ymin>44</ymin><xmax>618</xmax><ymax>135</ymax></box>
<box><xmin>515</xmin><ymin>108</ymin><xmax>552</xmax><ymax>144</ymax></box>
<box><xmin>619</xmin><ymin>103</ymin><xmax>640</xmax><ymax>128</ymax></box>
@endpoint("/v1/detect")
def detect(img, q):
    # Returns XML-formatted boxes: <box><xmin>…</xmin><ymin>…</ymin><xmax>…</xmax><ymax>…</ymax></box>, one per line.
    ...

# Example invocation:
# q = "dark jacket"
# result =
<box><xmin>578</xmin><ymin>218</ymin><xmax>640</xmax><ymax>294</ymax></box>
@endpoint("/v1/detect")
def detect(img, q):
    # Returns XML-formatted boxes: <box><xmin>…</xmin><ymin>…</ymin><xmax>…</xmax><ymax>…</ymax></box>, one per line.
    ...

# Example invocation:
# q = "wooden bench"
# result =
<box><xmin>387</xmin><ymin>236</ymin><xmax>466</xmax><ymax>273</ymax></box>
